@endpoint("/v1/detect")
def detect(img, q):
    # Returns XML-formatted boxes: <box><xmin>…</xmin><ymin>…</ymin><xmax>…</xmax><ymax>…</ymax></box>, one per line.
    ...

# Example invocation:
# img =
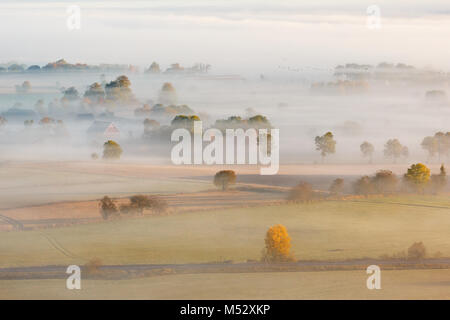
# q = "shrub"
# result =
<box><xmin>353</xmin><ymin>176</ymin><xmax>375</xmax><ymax>196</ymax></box>
<box><xmin>213</xmin><ymin>170</ymin><xmax>237</xmax><ymax>191</ymax></box>
<box><xmin>262</xmin><ymin>224</ymin><xmax>295</xmax><ymax>263</ymax></box>
<box><xmin>120</xmin><ymin>195</ymin><xmax>168</xmax><ymax>216</ymax></box>
<box><xmin>84</xmin><ymin>258</ymin><xmax>103</xmax><ymax>275</ymax></box>
<box><xmin>99</xmin><ymin>196</ymin><xmax>119</xmax><ymax>220</ymax></box>
<box><xmin>288</xmin><ymin>182</ymin><xmax>314</xmax><ymax>202</ymax></box>
<box><xmin>372</xmin><ymin>170</ymin><xmax>398</xmax><ymax>194</ymax></box>
<box><xmin>407</xmin><ymin>242</ymin><xmax>426</xmax><ymax>260</ymax></box>
<box><xmin>329</xmin><ymin>178</ymin><xmax>344</xmax><ymax>195</ymax></box>
<box><xmin>429</xmin><ymin>165</ymin><xmax>447</xmax><ymax>194</ymax></box>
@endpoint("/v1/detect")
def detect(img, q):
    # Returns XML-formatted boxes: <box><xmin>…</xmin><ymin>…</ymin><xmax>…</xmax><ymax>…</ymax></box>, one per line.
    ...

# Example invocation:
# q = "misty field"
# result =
<box><xmin>0</xmin><ymin>195</ymin><xmax>449</xmax><ymax>268</ymax></box>
<box><xmin>1</xmin><ymin>269</ymin><xmax>449</xmax><ymax>300</ymax></box>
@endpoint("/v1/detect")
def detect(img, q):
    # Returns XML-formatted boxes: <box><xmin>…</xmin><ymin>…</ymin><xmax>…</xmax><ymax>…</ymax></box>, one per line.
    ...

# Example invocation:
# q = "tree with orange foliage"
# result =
<box><xmin>262</xmin><ymin>224</ymin><xmax>295</xmax><ymax>263</ymax></box>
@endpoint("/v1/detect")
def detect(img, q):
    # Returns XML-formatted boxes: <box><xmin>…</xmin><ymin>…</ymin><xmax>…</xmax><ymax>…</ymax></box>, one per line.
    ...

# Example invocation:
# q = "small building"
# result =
<box><xmin>87</xmin><ymin>121</ymin><xmax>120</xmax><ymax>141</ymax></box>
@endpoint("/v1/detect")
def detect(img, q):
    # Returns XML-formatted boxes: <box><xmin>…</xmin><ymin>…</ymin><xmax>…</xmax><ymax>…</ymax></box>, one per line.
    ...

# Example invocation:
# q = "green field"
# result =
<box><xmin>1</xmin><ymin>269</ymin><xmax>449</xmax><ymax>300</ymax></box>
<box><xmin>1</xmin><ymin>195</ymin><xmax>449</xmax><ymax>268</ymax></box>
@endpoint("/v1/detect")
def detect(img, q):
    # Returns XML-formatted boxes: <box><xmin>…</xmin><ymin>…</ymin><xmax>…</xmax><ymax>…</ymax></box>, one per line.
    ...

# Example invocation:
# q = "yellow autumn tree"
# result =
<box><xmin>262</xmin><ymin>224</ymin><xmax>295</xmax><ymax>263</ymax></box>
<box><xmin>404</xmin><ymin>163</ymin><xmax>430</xmax><ymax>193</ymax></box>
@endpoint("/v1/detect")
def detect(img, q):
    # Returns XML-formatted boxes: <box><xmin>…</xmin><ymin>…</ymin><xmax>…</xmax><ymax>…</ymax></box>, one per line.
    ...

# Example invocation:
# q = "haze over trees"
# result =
<box><xmin>145</xmin><ymin>62</ymin><xmax>161</xmax><ymax>74</ymax></box>
<box><xmin>288</xmin><ymin>182</ymin><xmax>314</xmax><ymax>202</ymax></box>
<box><xmin>329</xmin><ymin>178</ymin><xmax>344</xmax><ymax>195</ymax></box>
<box><xmin>430</xmin><ymin>165</ymin><xmax>447</xmax><ymax>194</ymax></box>
<box><xmin>384</xmin><ymin>139</ymin><xmax>408</xmax><ymax>163</ymax></box>
<box><xmin>105</xmin><ymin>75</ymin><xmax>135</xmax><ymax>105</ymax></box>
<box><xmin>372</xmin><ymin>170</ymin><xmax>398</xmax><ymax>195</ymax></box>
<box><xmin>103</xmin><ymin>140</ymin><xmax>123</xmax><ymax>160</ymax></box>
<box><xmin>353</xmin><ymin>175</ymin><xmax>375</xmax><ymax>196</ymax></box>
<box><xmin>421</xmin><ymin>132</ymin><xmax>450</xmax><ymax>162</ymax></box>
<box><xmin>158</xmin><ymin>82</ymin><xmax>177</xmax><ymax>105</ymax></box>
<box><xmin>360</xmin><ymin>141</ymin><xmax>374</xmax><ymax>163</ymax></box>
<box><xmin>15</xmin><ymin>81</ymin><xmax>31</xmax><ymax>93</ymax></box>
<box><xmin>314</xmin><ymin>132</ymin><xmax>336</xmax><ymax>162</ymax></box>
<box><xmin>213</xmin><ymin>170</ymin><xmax>236</xmax><ymax>191</ymax></box>
<box><xmin>84</xmin><ymin>82</ymin><xmax>105</xmax><ymax>105</ymax></box>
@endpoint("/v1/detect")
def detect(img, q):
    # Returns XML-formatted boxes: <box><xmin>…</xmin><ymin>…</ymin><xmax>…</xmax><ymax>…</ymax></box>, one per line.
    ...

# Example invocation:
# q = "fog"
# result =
<box><xmin>0</xmin><ymin>67</ymin><xmax>449</xmax><ymax>165</ymax></box>
<box><xmin>0</xmin><ymin>0</ymin><xmax>449</xmax><ymax>165</ymax></box>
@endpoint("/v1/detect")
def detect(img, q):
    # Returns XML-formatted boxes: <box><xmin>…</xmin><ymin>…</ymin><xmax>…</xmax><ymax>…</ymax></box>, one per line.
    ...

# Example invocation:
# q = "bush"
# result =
<box><xmin>120</xmin><ymin>195</ymin><xmax>168</xmax><ymax>216</ymax></box>
<box><xmin>407</xmin><ymin>242</ymin><xmax>426</xmax><ymax>260</ymax></box>
<box><xmin>262</xmin><ymin>224</ymin><xmax>295</xmax><ymax>263</ymax></box>
<box><xmin>99</xmin><ymin>196</ymin><xmax>119</xmax><ymax>220</ymax></box>
<box><xmin>288</xmin><ymin>182</ymin><xmax>314</xmax><ymax>202</ymax></box>
<box><xmin>372</xmin><ymin>170</ymin><xmax>398</xmax><ymax>194</ymax></box>
<box><xmin>84</xmin><ymin>258</ymin><xmax>102</xmax><ymax>275</ymax></box>
<box><xmin>213</xmin><ymin>170</ymin><xmax>237</xmax><ymax>191</ymax></box>
<box><xmin>353</xmin><ymin>176</ymin><xmax>375</xmax><ymax>196</ymax></box>
<box><xmin>329</xmin><ymin>178</ymin><xmax>344</xmax><ymax>195</ymax></box>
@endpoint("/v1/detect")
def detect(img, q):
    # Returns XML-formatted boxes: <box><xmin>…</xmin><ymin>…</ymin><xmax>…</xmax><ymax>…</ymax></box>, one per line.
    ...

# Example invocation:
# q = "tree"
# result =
<box><xmin>213</xmin><ymin>170</ymin><xmax>237</xmax><ymax>191</ymax></box>
<box><xmin>63</xmin><ymin>87</ymin><xmax>79</xmax><ymax>101</ymax></box>
<box><xmin>103</xmin><ymin>140</ymin><xmax>123</xmax><ymax>160</ymax></box>
<box><xmin>423</xmin><ymin>132</ymin><xmax>450</xmax><ymax>162</ymax></box>
<box><xmin>372</xmin><ymin>170</ymin><xmax>398</xmax><ymax>194</ymax></box>
<box><xmin>158</xmin><ymin>82</ymin><xmax>177</xmax><ymax>105</ymax></box>
<box><xmin>353</xmin><ymin>176</ymin><xmax>375</xmax><ymax>196</ymax></box>
<box><xmin>262</xmin><ymin>224</ymin><xmax>294</xmax><ymax>263</ymax></box>
<box><xmin>288</xmin><ymin>182</ymin><xmax>315</xmax><ymax>202</ymax></box>
<box><xmin>146</xmin><ymin>62</ymin><xmax>161</xmax><ymax>74</ymax></box>
<box><xmin>404</xmin><ymin>163</ymin><xmax>430</xmax><ymax>193</ymax></box>
<box><xmin>360</xmin><ymin>141</ymin><xmax>374</xmax><ymax>163</ymax></box>
<box><xmin>99</xmin><ymin>196</ymin><xmax>118</xmax><ymax>220</ymax></box>
<box><xmin>84</xmin><ymin>82</ymin><xmax>105</xmax><ymax>104</ymax></box>
<box><xmin>315</xmin><ymin>132</ymin><xmax>336</xmax><ymax>162</ymax></box>
<box><xmin>105</xmin><ymin>75</ymin><xmax>134</xmax><ymax>104</ymax></box>
<box><xmin>143</xmin><ymin>118</ymin><xmax>160</xmax><ymax>137</ymax></box>
<box><xmin>248</xmin><ymin>114</ymin><xmax>271</xmax><ymax>129</ymax></box>
<box><xmin>329</xmin><ymin>178</ymin><xmax>345</xmax><ymax>195</ymax></box>
<box><xmin>421</xmin><ymin>136</ymin><xmax>438</xmax><ymax>160</ymax></box>
<box><xmin>384</xmin><ymin>139</ymin><xmax>407</xmax><ymax>163</ymax></box>
<box><xmin>407</xmin><ymin>242</ymin><xmax>426</xmax><ymax>260</ymax></box>
<box><xmin>171</xmin><ymin>115</ymin><xmax>200</xmax><ymax>129</ymax></box>
<box><xmin>430</xmin><ymin>164</ymin><xmax>447</xmax><ymax>194</ymax></box>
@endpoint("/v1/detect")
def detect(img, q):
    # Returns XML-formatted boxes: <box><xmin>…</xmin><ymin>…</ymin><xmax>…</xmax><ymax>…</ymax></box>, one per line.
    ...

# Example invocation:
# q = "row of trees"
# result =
<box><xmin>353</xmin><ymin>164</ymin><xmax>446</xmax><ymax>195</ymax></box>
<box><xmin>285</xmin><ymin>164</ymin><xmax>447</xmax><ymax>202</ymax></box>
<box><xmin>315</xmin><ymin>131</ymin><xmax>450</xmax><ymax>163</ymax></box>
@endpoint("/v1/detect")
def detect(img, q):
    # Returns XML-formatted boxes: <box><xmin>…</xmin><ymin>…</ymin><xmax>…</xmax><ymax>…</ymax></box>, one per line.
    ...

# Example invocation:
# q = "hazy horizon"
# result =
<box><xmin>1</xmin><ymin>0</ymin><xmax>450</xmax><ymax>74</ymax></box>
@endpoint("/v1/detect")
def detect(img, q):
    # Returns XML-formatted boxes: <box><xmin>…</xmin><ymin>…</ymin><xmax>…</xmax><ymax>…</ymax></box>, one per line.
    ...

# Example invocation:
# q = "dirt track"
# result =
<box><xmin>1</xmin><ymin>258</ymin><xmax>449</xmax><ymax>280</ymax></box>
